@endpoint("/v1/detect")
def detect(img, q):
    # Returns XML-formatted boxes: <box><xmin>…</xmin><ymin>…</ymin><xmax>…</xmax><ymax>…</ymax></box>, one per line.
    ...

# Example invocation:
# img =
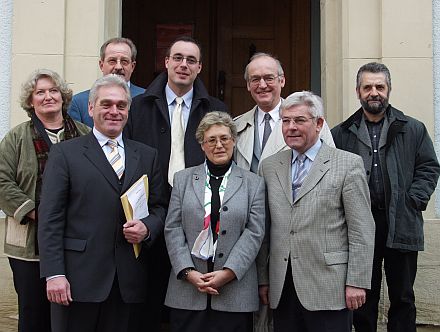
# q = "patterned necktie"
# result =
<box><xmin>262</xmin><ymin>113</ymin><xmax>272</xmax><ymax>150</ymax></box>
<box><xmin>168</xmin><ymin>97</ymin><xmax>185</xmax><ymax>186</ymax></box>
<box><xmin>107</xmin><ymin>139</ymin><xmax>124</xmax><ymax>179</ymax></box>
<box><xmin>292</xmin><ymin>154</ymin><xmax>307</xmax><ymax>200</ymax></box>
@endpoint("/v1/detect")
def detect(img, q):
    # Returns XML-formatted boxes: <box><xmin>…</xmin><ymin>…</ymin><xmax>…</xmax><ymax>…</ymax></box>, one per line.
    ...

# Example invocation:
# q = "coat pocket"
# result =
<box><xmin>324</xmin><ymin>251</ymin><xmax>348</xmax><ymax>265</ymax></box>
<box><xmin>5</xmin><ymin>216</ymin><xmax>29</xmax><ymax>247</ymax></box>
<box><xmin>63</xmin><ymin>238</ymin><xmax>87</xmax><ymax>252</ymax></box>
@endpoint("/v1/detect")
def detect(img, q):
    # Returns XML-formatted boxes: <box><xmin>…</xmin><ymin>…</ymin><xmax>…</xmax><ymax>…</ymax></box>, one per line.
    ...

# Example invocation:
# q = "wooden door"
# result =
<box><xmin>215</xmin><ymin>0</ymin><xmax>311</xmax><ymax>117</ymax></box>
<box><xmin>122</xmin><ymin>0</ymin><xmax>311</xmax><ymax>117</ymax></box>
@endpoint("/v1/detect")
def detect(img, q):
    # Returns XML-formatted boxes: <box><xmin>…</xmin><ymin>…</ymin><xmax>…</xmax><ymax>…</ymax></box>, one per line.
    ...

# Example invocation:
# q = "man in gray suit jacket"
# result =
<box><xmin>68</xmin><ymin>37</ymin><xmax>145</xmax><ymax>127</ymax></box>
<box><xmin>258</xmin><ymin>91</ymin><xmax>375</xmax><ymax>332</ymax></box>
<box><xmin>234</xmin><ymin>52</ymin><xmax>334</xmax><ymax>174</ymax></box>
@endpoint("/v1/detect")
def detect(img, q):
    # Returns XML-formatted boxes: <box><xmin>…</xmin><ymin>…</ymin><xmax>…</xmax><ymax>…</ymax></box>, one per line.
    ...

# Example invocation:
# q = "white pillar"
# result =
<box><xmin>433</xmin><ymin>0</ymin><xmax>440</xmax><ymax>215</ymax></box>
<box><xmin>0</xmin><ymin>0</ymin><xmax>13</xmax><ymax>139</ymax></box>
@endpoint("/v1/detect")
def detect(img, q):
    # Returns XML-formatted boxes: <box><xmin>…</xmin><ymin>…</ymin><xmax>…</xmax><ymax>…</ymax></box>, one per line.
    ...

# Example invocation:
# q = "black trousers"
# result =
<box><xmin>273</xmin><ymin>263</ymin><xmax>352</xmax><ymax>332</ymax></box>
<box><xmin>353</xmin><ymin>208</ymin><xmax>418</xmax><ymax>332</ymax></box>
<box><xmin>8</xmin><ymin>258</ymin><xmax>51</xmax><ymax>332</ymax></box>
<box><xmin>169</xmin><ymin>307</ymin><xmax>252</xmax><ymax>332</ymax></box>
<box><xmin>51</xmin><ymin>276</ymin><xmax>131</xmax><ymax>332</ymax></box>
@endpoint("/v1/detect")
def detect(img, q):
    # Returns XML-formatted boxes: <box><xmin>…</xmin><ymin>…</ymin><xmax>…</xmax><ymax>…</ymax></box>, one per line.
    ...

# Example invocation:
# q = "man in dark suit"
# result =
<box><xmin>68</xmin><ymin>37</ymin><xmax>145</xmax><ymax>127</ymax></box>
<box><xmin>38</xmin><ymin>74</ymin><xmax>167</xmax><ymax>332</ymax></box>
<box><xmin>124</xmin><ymin>35</ymin><xmax>227</xmax><ymax>331</ymax></box>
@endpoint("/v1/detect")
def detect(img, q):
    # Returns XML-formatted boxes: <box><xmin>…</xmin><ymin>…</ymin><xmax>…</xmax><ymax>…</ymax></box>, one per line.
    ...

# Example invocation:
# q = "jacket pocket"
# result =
<box><xmin>324</xmin><ymin>251</ymin><xmax>348</xmax><ymax>265</ymax></box>
<box><xmin>5</xmin><ymin>216</ymin><xmax>29</xmax><ymax>247</ymax></box>
<box><xmin>63</xmin><ymin>238</ymin><xmax>87</xmax><ymax>252</ymax></box>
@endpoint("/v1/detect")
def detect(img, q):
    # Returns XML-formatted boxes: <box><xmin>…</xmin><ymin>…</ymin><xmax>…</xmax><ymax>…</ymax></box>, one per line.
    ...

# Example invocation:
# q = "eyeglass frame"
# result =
<box><xmin>248</xmin><ymin>74</ymin><xmax>283</xmax><ymax>87</ymax></box>
<box><xmin>202</xmin><ymin>135</ymin><xmax>234</xmax><ymax>147</ymax></box>
<box><xmin>281</xmin><ymin>116</ymin><xmax>317</xmax><ymax>126</ymax></box>
<box><xmin>168</xmin><ymin>54</ymin><xmax>200</xmax><ymax>66</ymax></box>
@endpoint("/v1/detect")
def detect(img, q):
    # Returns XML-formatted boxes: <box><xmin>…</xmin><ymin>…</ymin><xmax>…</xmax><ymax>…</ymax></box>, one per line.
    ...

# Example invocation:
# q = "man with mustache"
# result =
<box><xmin>332</xmin><ymin>62</ymin><xmax>440</xmax><ymax>332</ymax></box>
<box><xmin>68</xmin><ymin>37</ymin><xmax>145</xmax><ymax>127</ymax></box>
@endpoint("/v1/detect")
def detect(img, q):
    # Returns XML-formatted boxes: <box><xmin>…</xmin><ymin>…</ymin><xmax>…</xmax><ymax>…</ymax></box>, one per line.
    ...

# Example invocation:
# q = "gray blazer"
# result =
<box><xmin>257</xmin><ymin>143</ymin><xmax>375</xmax><ymax>311</ymax></box>
<box><xmin>164</xmin><ymin>163</ymin><xmax>265</xmax><ymax>312</ymax></box>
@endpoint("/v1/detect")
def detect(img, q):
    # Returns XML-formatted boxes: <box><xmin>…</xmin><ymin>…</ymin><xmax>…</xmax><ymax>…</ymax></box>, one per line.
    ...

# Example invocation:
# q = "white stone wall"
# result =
<box><xmin>433</xmin><ymin>0</ymin><xmax>440</xmax><ymax>214</ymax></box>
<box><xmin>0</xmin><ymin>0</ymin><xmax>13</xmax><ymax>139</ymax></box>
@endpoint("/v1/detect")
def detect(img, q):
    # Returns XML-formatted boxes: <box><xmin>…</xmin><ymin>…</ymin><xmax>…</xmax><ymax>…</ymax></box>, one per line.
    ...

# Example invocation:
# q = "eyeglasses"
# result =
<box><xmin>248</xmin><ymin>75</ymin><xmax>282</xmax><ymax>87</ymax></box>
<box><xmin>169</xmin><ymin>54</ymin><xmax>200</xmax><ymax>65</ymax></box>
<box><xmin>282</xmin><ymin>116</ymin><xmax>316</xmax><ymax>126</ymax></box>
<box><xmin>203</xmin><ymin>135</ymin><xmax>233</xmax><ymax>147</ymax></box>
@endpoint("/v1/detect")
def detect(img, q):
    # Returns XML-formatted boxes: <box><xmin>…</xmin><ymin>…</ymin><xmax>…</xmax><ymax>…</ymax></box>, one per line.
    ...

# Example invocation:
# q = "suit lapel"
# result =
<box><xmin>83</xmin><ymin>133</ymin><xmax>120</xmax><ymax>192</ymax></box>
<box><xmin>222</xmin><ymin>164</ymin><xmax>243</xmax><ymax>205</ymax></box>
<box><xmin>295</xmin><ymin>144</ymin><xmax>331</xmax><ymax>202</ymax></box>
<box><xmin>274</xmin><ymin>150</ymin><xmax>294</xmax><ymax>206</ymax></box>
<box><xmin>121</xmin><ymin>140</ymin><xmax>140</xmax><ymax>193</ymax></box>
<box><xmin>192</xmin><ymin>164</ymin><xmax>206</xmax><ymax>208</ymax></box>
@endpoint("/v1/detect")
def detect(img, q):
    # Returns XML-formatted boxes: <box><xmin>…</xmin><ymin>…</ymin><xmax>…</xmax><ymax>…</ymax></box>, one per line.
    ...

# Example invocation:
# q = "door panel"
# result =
<box><xmin>122</xmin><ymin>0</ymin><xmax>311</xmax><ymax>118</ymax></box>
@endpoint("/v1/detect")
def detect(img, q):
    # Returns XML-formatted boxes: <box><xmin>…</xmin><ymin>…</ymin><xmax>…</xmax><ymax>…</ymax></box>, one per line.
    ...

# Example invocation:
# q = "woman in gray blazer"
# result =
<box><xmin>164</xmin><ymin>111</ymin><xmax>265</xmax><ymax>332</ymax></box>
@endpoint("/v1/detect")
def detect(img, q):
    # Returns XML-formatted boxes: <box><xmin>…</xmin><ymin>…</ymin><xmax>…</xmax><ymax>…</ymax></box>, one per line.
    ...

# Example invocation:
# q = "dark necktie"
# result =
<box><xmin>262</xmin><ymin>113</ymin><xmax>272</xmax><ymax>150</ymax></box>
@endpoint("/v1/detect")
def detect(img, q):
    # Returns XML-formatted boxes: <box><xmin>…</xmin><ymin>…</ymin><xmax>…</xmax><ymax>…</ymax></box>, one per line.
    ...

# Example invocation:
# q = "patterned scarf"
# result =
<box><xmin>30</xmin><ymin>113</ymin><xmax>81</xmax><ymax>253</ymax></box>
<box><xmin>191</xmin><ymin>162</ymin><xmax>232</xmax><ymax>261</ymax></box>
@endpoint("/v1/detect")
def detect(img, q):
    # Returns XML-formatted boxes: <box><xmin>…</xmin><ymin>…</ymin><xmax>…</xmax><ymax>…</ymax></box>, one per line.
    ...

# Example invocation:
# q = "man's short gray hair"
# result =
<box><xmin>195</xmin><ymin>111</ymin><xmax>237</xmax><ymax>144</ymax></box>
<box><xmin>281</xmin><ymin>91</ymin><xmax>324</xmax><ymax>118</ymax></box>
<box><xmin>244</xmin><ymin>52</ymin><xmax>284</xmax><ymax>81</ymax></box>
<box><xmin>89</xmin><ymin>74</ymin><xmax>132</xmax><ymax>107</ymax></box>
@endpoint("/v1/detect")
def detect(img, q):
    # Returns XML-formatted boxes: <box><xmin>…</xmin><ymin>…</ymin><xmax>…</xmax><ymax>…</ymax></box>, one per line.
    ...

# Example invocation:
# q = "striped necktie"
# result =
<box><xmin>107</xmin><ymin>139</ymin><xmax>124</xmax><ymax>179</ymax></box>
<box><xmin>292</xmin><ymin>154</ymin><xmax>307</xmax><ymax>200</ymax></box>
<box><xmin>168</xmin><ymin>97</ymin><xmax>185</xmax><ymax>186</ymax></box>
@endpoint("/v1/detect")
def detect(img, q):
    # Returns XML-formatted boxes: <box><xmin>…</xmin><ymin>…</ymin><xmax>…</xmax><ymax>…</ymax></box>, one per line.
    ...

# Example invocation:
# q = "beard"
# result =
<box><xmin>360</xmin><ymin>95</ymin><xmax>389</xmax><ymax>115</ymax></box>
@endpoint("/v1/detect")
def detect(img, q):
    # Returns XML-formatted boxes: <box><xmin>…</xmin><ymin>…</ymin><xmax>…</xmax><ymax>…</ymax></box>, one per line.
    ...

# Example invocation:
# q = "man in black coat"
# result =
<box><xmin>331</xmin><ymin>62</ymin><xmax>440</xmax><ymax>332</ymax></box>
<box><xmin>38</xmin><ymin>75</ymin><xmax>167</xmax><ymax>332</ymax></box>
<box><xmin>124</xmin><ymin>36</ymin><xmax>228</xmax><ymax>331</ymax></box>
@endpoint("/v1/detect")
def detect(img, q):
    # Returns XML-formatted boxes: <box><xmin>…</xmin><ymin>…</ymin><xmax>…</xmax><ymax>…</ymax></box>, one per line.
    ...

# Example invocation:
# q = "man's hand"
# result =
<box><xmin>46</xmin><ymin>276</ymin><xmax>72</xmax><ymax>306</ymax></box>
<box><xmin>259</xmin><ymin>285</ymin><xmax>269</xmax><ymax>305</ymax></box>
<box><xmin>123</xmin><ymin>219</ymin><xmax>149</xmax><ymax>243</ymax></box>
<box><xmin>345</xmin><ymin>285</ymin><xmax>366</xmax><ymax>310</ymax></box>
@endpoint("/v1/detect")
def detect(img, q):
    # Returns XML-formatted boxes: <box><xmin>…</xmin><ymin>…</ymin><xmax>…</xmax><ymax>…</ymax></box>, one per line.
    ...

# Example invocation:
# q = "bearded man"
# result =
<box><xmin>331</xmin><ymin>62</ymin><xmax>440</xmax><ymax>332</ymax></box>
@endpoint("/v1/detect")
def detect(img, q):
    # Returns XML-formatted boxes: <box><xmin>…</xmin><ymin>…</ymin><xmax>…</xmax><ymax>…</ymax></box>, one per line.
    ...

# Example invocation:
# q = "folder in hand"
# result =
<box><xmin>121</xmin><ymin>174</ymin><xmax>149</xmax><ymax>258</ymax></box>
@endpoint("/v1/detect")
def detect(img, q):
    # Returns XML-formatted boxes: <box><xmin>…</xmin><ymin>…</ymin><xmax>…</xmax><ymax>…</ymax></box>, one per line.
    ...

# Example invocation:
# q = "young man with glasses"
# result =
<box><xmin>234</xmin><ymin>53</ymin><xmax>334</xmax><ymax>176</ymax></box>
<box><xmin>124</xmin><ymin>35</ymin><xmax>227</xmax><ymax>331</ymax></box>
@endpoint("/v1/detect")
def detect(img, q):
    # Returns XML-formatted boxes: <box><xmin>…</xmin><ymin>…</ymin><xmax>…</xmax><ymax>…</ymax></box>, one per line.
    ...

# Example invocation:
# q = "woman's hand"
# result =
<box><xmin>186</xmin><ymin>270</ymin><xmax>219</xmax><ymax>295</ymax></box>
<box><xmin>199</xmin><ymin>268</ymin><xmax>236</xmax><ymax>293</ymax></box>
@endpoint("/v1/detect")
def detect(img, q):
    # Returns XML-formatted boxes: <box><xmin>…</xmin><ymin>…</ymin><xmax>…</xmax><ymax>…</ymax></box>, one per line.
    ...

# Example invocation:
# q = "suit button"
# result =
<box><xmin>218</xmin><ymin>253</ymin><xmax>224</xmax><ymax>258</ymax></box>
<box><xmin>290</xmin><ymin>230</ymin><xmax>295</xmax><ymax>235</ymax></box>
<box><xmin>366</xmin><ymin>170</ymin><xmax>370</xmax><ymax>175</ymax></box>
<box><xmin>222</xmin><ymin>206</ymin><xmax>228</xmax><ymax>212</ymax></box>
<box><xmin>284</xmin><ymin>258</ymin><xmax>288</xmax><ymax>262</ymax></box>
<box><xmin>160</xmin><ymin>127</ymin><xmax>166</xmax><ymax>133</ymax></box>
<box><xmin>221</xmin><ymin>230</ymin><xmax>227</xmax><ymax>235</ymax></box>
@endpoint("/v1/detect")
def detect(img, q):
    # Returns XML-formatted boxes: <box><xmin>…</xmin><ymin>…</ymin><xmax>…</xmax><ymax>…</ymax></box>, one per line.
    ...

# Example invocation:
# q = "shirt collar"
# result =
<box><xmin>257</xmin><ymin>99</ymin><xmax>282</xmax><ymax>125</ymax></box>
<box><xmin>93</xmin><ymin>127</ymin><xmax>124</xmax><ymax>148</ymax></box>
<box><xmin>291</xmin><ymin>139</ymin><xmax>322</xmax><ymax>164</ymax></box>
<box><xmin>165</xmin><ymin>84</ymin><xmax>194</xmax><ymax>108</ymax></box>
